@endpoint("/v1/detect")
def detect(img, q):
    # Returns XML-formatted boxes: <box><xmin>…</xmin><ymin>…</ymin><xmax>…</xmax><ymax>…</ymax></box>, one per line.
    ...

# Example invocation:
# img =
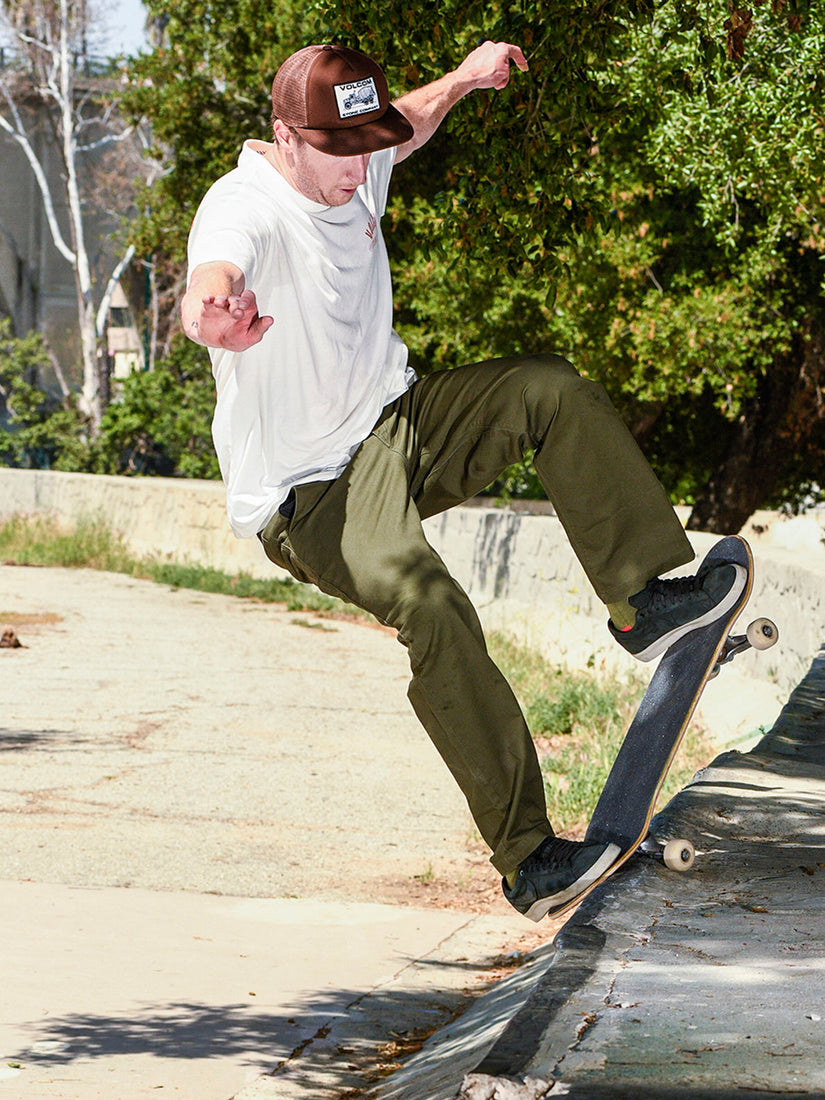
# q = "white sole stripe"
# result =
<box><xmin>522</xmin><ymin>842</ymin><xmax>622</xmax><ymax>922</ymax></box>
<box><xmin>633</xmin><ymin>563</ymin><xmax>748</xmax><ymax>663</ymax></box>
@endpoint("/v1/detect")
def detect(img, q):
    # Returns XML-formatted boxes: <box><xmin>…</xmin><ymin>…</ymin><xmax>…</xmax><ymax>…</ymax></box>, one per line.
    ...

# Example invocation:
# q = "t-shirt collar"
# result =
<box><xmin>239</xmin><ymin>140</ymin><xmax>356</xmax><ymax>222</ymax></box>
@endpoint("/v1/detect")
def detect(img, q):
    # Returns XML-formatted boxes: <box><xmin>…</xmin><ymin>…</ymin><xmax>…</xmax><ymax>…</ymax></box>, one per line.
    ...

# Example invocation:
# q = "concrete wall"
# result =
<box><xmin>1</xmin><ymin>467</ymin><xmax>823</xmax><ymax>698</ymax></box>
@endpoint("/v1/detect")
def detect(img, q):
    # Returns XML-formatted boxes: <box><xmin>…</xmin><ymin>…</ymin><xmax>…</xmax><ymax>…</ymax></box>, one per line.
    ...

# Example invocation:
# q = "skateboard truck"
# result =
<box><xmin>710</xmin><ymin>616</ymin><xmax>778</xmax><ymax>679</ymax></box>
<box><xmin>641</xmin><ymin>835</ymin><xmax>697</xmax><ymax>870</ymax></box>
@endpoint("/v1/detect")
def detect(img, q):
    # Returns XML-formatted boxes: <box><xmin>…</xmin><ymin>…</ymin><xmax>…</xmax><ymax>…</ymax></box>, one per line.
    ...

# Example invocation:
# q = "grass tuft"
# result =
<box><xmin>0</xmin><ymin>512</ymin><xmax>348</xmax><ymax>615</ymax></box>
<box><xmin>0</xmin><ymin>512</ymin><xmax>133</xmax><ymax>572</ymax></box>
<box><xmin>489</xmin><ymin>632</ymin><xmax>715</xmax><ymax>833</ymax></box>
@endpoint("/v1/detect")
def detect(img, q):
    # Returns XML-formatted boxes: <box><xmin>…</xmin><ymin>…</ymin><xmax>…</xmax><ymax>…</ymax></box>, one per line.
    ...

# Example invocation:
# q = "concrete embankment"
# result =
<box><xmin>368</xmin><ymin>644</ymin><xmax>825</xmax><ymax>1100</ymax></box>
<box><xmin>1</xmin><ymin>467</ymin><xmax>822</xmax><ymax>701</ymax></box>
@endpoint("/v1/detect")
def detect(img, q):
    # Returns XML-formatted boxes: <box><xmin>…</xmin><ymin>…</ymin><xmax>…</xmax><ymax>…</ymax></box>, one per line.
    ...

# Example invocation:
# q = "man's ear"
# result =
<box><xmin>273</xmin><ymin>119</ymin><xmax>293</xmax><ymax>148</ymax></box>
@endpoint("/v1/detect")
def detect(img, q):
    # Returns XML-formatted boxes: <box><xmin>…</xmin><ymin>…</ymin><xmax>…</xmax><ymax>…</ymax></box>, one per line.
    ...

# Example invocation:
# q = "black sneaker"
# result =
<box><xmin>502</xmin><ymin>836</ymin><xmax>621</xmax><ymax>922</ymax></box>
<box><xmin>609</xmin><ymin>559</ymin><xmax>747</xmax><ymax>663</ymax></box>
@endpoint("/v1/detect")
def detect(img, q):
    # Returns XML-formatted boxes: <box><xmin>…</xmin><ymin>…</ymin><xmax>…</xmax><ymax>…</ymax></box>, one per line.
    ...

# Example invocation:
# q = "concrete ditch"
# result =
<box><xmin>368</xmin><ymin>644</ymin><xmax>825</xmax><ymax>1099</ymax></box>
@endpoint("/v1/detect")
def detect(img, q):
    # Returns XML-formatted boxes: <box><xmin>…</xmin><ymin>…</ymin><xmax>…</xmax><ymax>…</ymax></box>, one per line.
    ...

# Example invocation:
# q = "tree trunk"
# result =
<box><xmin>688</xmin><ymin>322</ymin><xmax>825</xmax><ymax>533</ymax></box>
<box><xmin>58</xmin><ymin>0</ymin><xmax>104</xmax><ymax>429</ymax></box>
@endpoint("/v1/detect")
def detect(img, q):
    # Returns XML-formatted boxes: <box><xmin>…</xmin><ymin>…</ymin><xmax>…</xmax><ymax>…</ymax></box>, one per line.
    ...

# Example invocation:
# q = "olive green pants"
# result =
<box><xmin>260</xmin><ymin>356</ymin><xmax>693</xmax><ymax>874</ymax></box>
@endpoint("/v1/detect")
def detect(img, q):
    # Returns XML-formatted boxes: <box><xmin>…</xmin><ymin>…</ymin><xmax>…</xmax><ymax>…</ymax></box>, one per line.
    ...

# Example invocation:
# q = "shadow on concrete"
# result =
<box><xmin>15</xmin><ymin>1001</ymin><xmax>289</xmax><ymax>1064</ymax></box>
<box><xmin>9</xmin><ymin>980</ymin><xmax>475</xmax><ymax>1087</ymax></box>
<box><xmin>0</xmin><ymin>728</ymin><xmax>81</xmax><ymax>751</ymax></box>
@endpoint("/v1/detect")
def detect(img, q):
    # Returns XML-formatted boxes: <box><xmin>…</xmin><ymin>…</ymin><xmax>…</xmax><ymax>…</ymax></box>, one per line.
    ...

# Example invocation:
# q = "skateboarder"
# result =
<box><xmin>181</xmin><ymin>40</ymin><xmax>746</xmax><ymax>918</ymax></box>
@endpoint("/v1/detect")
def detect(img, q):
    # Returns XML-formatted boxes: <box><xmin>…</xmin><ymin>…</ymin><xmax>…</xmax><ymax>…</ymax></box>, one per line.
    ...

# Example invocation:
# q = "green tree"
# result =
<box><xmin>124</xmin><ymin>0</ymin><xmax>824</xmax><ymax>530</ymax></box>
<box><xmin>546</xmin><ymin>0</ymin><xmax>825</xmax><ymax>529</ymax></box>
<box><xmin>123</xmin><ymin>0</ymin><xmax>653</xmax><ymax>325</ymax></box>
<box><xmin>0</xmin><ymin>319</ymin><xmax>88</xmax><ymax>469</ymax></box>
<box><xmin>312</xmin><ymin>0</ymin><xmax>825</xmax><ymax>529</ymax></box>
<box><xmin>94</xmin><ymin>336</ymin><xmax>220</xmax><ymax>478</ymax></box>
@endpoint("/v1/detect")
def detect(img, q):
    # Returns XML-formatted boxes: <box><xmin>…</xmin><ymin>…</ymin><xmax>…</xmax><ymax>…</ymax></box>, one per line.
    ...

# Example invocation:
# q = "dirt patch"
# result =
<box><xmin>123</xmin><ymin>721</ymin><xmax>161</xmax><ymax>750</ymax></box>
<box><xmin>371</xmin><ymin>838</ymin><xmax>563</xmax><ymax>962</ymax></box>
<box><xmin>0</xmin><ymin>611</ymin><xmax>63</xmax><ymax>631</ymax></box>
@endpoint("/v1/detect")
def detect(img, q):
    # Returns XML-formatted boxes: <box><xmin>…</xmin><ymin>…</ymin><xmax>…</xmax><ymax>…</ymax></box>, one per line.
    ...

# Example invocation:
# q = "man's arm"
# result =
<box><xmin>392</xmin><ymin>40</ymin><xmax>528</xmax><ymax>164</ymax></box>
<box><xmin>181</xmin><ymin>260</ymin><xmax>274</xmax><ymax>352</ymax></box>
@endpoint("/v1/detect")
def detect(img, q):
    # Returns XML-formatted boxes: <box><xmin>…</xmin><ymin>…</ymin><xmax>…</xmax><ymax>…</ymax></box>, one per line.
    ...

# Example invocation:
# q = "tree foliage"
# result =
<box><xmin>115</xmin><ymin>0</ymin><xmax>824</xmax><ymax>530</ymax></box>
<box><xmin>554</xmin><ymin>0</ymin><xmax>825</xmax><ymax>529</ymax></box>
<box><xmin>0</xmin><ymin>319</ymin><xmax>87</xmax><ymax>469</ymax></box>
<box><xmin>312</xmin><ymin>0</ymin><xmax>657</xmax><ymax>280</ymax></box>
<box><xmin>0</xmin><ymin>318</ymin><xmax>218</xmax><ymax>478</ymax></box>
<box><xmin>309</xmin><ymin>0</ymin><xmax>825</xmax><ymax>529</ymax></box>
<box><xmin>94</xmin><ymin>337</ymin><xmax>220</xmax><ymax>479</ymax></box>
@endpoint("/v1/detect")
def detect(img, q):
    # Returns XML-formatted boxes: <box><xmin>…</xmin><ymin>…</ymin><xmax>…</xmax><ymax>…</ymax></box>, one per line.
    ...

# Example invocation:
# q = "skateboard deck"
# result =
<box><xmin>547</xmin><ymin>534</ymin><xmax>757</xmax><ymax>920</ymax></box>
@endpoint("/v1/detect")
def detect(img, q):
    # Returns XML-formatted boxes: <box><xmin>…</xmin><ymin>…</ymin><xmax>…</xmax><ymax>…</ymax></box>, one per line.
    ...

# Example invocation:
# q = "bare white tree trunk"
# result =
<box><xmin>147</xmin><ymin>258</ymin><xmax>159</xmax><ymax>372</ymax></box>
<box><xmin>56</xmin><ymin>0</ymin><xmax>102</xmax><ymax>424</ymax></box>
<box><xmin>0</xmin><ymin>0</ymin><xmax>157</xmax><ymax>431</ymax></box>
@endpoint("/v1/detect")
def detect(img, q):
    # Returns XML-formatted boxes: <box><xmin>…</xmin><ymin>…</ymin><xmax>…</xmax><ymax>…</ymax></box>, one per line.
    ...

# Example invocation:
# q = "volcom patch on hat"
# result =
<box><xmin>333</xmin><ymin>76</ymin><xmax>380</xmax><ymax>119</ymax></box>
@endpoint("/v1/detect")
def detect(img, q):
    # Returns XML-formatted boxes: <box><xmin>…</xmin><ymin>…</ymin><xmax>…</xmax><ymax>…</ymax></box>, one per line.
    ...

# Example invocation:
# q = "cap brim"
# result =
<box><xmin>298</xmin><ymin>104</ymin><xmax>414</xmax><ymax>157</ymax></box>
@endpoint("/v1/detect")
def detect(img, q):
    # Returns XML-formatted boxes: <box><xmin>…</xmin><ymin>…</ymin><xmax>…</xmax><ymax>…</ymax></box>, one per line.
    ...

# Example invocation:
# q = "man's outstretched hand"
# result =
<box><xmin>189</xmin><ymin>289</ymin><xmax>274</xmax><ymax>352</ymax></box>
<box><xmin>454</xmin><ymin>40</ymin><xmax>529</xmax><ymax>93</ymax></box>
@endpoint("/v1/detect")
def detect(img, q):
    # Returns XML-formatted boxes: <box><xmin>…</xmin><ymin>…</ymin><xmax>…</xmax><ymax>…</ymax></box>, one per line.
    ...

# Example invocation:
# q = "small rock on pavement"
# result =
<box><xmin>458</xmin><ymin>1074</ymin><xmax>555</xmax><ymax>1099</ymax></box>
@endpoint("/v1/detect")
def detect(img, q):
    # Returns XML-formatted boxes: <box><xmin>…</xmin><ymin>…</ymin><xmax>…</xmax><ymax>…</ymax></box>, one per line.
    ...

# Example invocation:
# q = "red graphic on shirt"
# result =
<box><xmin>365</xmin><ymin>212</ymin><xmax>378</xmax><ymax>250</ymax></box>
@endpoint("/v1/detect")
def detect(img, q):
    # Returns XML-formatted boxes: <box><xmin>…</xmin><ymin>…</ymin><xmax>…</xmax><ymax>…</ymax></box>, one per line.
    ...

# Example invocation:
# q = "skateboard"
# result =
<box><xmin>547</xmin><ymin>534</ymin><xmax>777</xmax><ymax>919</ymax></box>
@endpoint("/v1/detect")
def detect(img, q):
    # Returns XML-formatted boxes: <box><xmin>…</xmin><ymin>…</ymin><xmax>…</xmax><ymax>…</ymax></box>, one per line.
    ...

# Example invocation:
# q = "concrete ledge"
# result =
<box><xmin>369</xmin><ymin>644</ymin><xmax>825</xmax><ymax>1099</ymax></box>
<box><xmin>0</xmin><ymin>467</ymin><xmax>275</xmax><ymax>581</ymax></box>
<box><xmin>1</xmin><ymin>467</ymin><xmax>822</xmax><ymax>696</ymax></box>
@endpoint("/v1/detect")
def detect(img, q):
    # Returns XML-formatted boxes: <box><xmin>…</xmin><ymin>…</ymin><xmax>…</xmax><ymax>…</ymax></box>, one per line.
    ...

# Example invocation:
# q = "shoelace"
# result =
<box><xmin>523</xmin><ymin>836</ymin><xmax>587</xmax><ymax>872</ymax></box>
<box><xmin>641</xmin><ymin>574</ymin><xmax>703</xmax><ymax>611</ymax></box>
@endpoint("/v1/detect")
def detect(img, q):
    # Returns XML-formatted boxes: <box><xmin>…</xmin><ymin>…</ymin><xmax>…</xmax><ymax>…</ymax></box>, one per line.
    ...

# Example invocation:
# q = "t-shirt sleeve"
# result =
<box><xmin>186</xmin><ymin>177</ymin><xmax>266</xmax><ymax>285</ymax></box>
<box><xmin>366</xmin><ymin>146</ymin><xmax>397</xmax><ymax>219</ymax></box>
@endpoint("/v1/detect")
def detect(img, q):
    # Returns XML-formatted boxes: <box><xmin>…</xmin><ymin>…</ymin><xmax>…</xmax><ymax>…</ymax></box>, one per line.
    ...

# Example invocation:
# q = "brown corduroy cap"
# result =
<box><xmin>271</xmin><ymin>45</ymin><xmax>414</xmax><ymax>157</ymax></box>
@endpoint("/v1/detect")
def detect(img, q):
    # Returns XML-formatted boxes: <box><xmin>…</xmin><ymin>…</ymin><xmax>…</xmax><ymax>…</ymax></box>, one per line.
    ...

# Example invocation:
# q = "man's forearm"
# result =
<box><xmin>393</xmin><ymin>40</ymin><xmax>528</xmax><ymax>163</ymax></box>
<box><xmin>393</xmin><ymin>71</ymin><xmax>474</xmax><ymax>158</ymax></box>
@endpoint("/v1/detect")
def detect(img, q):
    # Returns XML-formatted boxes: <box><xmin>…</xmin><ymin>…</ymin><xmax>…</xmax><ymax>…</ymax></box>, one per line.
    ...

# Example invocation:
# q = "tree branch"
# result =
<box><xmin>77</xmin><ymin>126</ymin><xmax>135</xmax><ymax>153</ymax></box>
<box><xmin>0</xmin><ymin>84</ymin><xmax>76</xmax><ymax>265</ymax></box>
<box><xmin>95</xmin><ymin>243</ymin><xmax>137</xmax><ymax>338</ymax></box>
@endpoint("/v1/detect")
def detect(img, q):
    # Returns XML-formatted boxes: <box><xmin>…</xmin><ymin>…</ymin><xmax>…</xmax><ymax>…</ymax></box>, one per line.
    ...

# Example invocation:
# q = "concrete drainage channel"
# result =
<box><xmin>364</xmin><ymin>645</ymin><xmax>825</xmax><ymax>1100</ymax></box>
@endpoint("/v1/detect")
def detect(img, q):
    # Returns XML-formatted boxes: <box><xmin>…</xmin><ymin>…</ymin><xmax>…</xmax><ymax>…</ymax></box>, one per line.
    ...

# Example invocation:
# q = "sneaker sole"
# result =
<box><xmin>521</xmin><ymin>843</ymin><xmax>621</xmax><ymax>922</ymax></box>
<box><xmin>632</xmin><ymin>563</ymin><xmax>748</xmax><ymax>663</ymax></box>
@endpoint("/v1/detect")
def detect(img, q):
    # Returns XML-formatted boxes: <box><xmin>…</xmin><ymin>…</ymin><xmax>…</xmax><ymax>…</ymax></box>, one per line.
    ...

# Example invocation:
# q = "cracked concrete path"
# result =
<box><xmin>0</xmin><ymin>564</ymin><xmax>541</xmax><ymax>1099</ymax></box>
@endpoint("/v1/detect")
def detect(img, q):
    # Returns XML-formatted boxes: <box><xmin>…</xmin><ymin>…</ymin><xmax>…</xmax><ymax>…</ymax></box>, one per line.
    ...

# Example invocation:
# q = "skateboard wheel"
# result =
<box><xmin>663</xmin><ymin>839</ymin><xmax>695</xmax><ymax>871</ymax></box>
<box><xmin>746</xmin><ymin>617</ymin><xmax>779</xmax><ymax>650</ymax></box>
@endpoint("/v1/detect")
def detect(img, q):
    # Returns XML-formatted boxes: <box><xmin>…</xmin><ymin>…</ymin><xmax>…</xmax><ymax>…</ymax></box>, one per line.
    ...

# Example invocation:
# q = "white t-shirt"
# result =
<box><xmin>187</xmin><ymin>141</ymin><xmax>414</xmax><ymax>537</ymax></box>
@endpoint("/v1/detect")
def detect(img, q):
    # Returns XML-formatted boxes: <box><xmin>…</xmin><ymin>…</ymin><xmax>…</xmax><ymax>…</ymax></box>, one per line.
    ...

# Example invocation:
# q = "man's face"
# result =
<box><xmin>285</xmin><ymin>133</ymin><xmax>371</xmax><ymax>206</ymax></box>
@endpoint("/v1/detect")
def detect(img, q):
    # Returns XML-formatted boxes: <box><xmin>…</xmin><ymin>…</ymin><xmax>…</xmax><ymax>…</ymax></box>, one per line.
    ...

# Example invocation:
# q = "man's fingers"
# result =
<box><xmin>237</xmin><ymin>289</ymin><xmax>256</xmax><ymax>309</ymax></box>
<box><xmin>202</xmin><ymin>291</ymin><xmax>256</xmax><ymax>314</ymax></box>
<box><xmin>194</xmin><ymin>288</ymin><xmax>272</xmax><ymax>348</ymax></box>
<box><xmin>203</xmin><ymin>294</ymin><xmax>230</xmax><ymax>310</ymax></box>
<box><xmin>494</xmin><ymin>43</ymin><xmax>529</xmax><ymax>86</ymax></box>
<box><xmin>508</xmin><ymin>44</ymin><xmax>529</xmax><ymax>72</ymax></box>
